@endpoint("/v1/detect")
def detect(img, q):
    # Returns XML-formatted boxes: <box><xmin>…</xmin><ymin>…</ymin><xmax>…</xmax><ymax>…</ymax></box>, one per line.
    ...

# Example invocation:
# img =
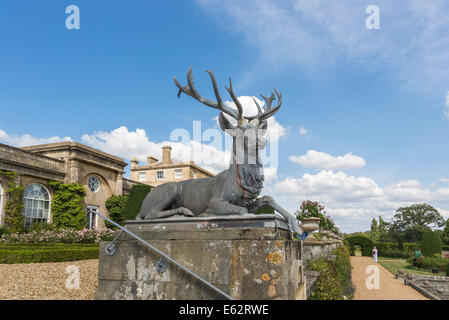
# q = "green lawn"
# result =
<box><xmin>379</xmin><ymin>259</ymin><xmax>447</xmax><ymax>277</ymax></box>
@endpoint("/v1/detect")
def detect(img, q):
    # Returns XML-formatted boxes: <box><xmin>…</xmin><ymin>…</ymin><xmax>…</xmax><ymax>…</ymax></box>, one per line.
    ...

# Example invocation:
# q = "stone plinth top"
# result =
<box><xmin>123</xmin><ymin>214</ymin><xmax>292</xmax><ymax>240</ymax></box>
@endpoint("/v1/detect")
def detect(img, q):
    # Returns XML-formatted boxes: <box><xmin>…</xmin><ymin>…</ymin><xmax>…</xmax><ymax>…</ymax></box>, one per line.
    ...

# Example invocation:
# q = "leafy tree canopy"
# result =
<box><xmin>391</xmin><ymin>203</ymin><xmax>445</xmax><ymax>232</ymax></box>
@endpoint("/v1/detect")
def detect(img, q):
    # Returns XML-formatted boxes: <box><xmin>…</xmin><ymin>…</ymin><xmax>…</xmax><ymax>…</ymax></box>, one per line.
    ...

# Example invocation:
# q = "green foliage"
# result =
<box><xmin>370</xmin><ymin>218</ymin><xmax>379</xmax><ymax>241</ymax></box>
<box><xmin>308</xmin><ymin>246</ymin><xmax>352</xmax><ymax>300</ymax></box>
<box><xmin>296</xmin><ymin>200</ymin><xmax>340</xmax><ymax>234</ymax></box>
<box><xmin>420</xmin><ymin>231</ymin><xmax>443</xmax><ymax>257</ymax></box>
<box><xmin>0</xmin><ymin>225</ymin><xmax>11</xmax><ymax>236</ymax></box>
<box><xmin>0</xmin><ymin>243</ymin><xmax>99</xmax><ymax>263</ymax></box>
<box><xmin>442</xmin><ymin>219</ymin><xmax>449</xmax><ymax>246</ymax></box>
<box><xmin>124</xmin><ymin>184</ymin><xmax>151</xmax><ymax>221</ymax></box>
<box><xmin>407</xmin><ymin>256</ymin><xmax>448</xmax><ymax>271</ymax></box>
<box><xmin>345</xmin><ymin>235</ymin><xmax>374</xmax><ymax>256</ymax></box>
<box><xmin>446</xmin><ymin>262</ymin><xmax>449</xmax><ymax>277</ymax></box>
<box><xmin>391</xmin><ymin>203</ymin><xmax>445</xmax><ymax>232</ymax></box>
<box><xmin>0</xmin><ymin>171</ymin><xmax>24</xmax><ymax>233</ymax></box>
<box><xmin>29</xmin><ymin>221</ymin><xmax>59</xmax><ymax>233</ymax></box>
<box><xmin>255</xmin><ymin>205</ymin><xmax>274</xmax><ymax>214</ymax></box>
<box><xmin>48</xmin><ymin>180</ymin><xmax>86</xmax><ymax>230</ymax></box>
<box><xmin>105</xmin><ymin>194</ymin><xmax>128</xmax><ymax>228</ymax></box>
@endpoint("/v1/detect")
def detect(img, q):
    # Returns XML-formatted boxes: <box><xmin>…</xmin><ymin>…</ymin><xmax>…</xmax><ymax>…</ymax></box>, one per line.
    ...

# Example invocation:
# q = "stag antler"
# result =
<box><xmin>174</xmin><ymin>66</ymin><xmax>243</xmax><ymax>121</ymax></box>
<box><xmin>247</xmin><ymin>89</ymin><xmax>282</xmax><ymax>122</ymax></box>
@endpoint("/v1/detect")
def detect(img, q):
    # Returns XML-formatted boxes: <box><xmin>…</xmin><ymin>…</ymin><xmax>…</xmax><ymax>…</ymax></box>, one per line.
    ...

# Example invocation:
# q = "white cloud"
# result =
<box><xmin>81</xmin><ymin>126</ymin><xmax>231</xmax><ymax>174</ymax></box>
<box><xmin>289</xmin><ymin>150</ymin><xmax>366</xmax><ymax>170</ymax></box>
<box><xmin>263</xmin><ymin>170</ymin><xmax>449</xmax><ymax>233</ymax></box>
<box><xmin>299</xmin><ymin>126</ymin><xmax>308</xmax><ymax>136</ymax></box>
<box><xmin>0</xmin><ymin>129</ymin><xmax>72</xmax><ymax>147</ymax></box>
<box><xmin>196</xmin><ymin>0</ymin><xmax>449</xmax><ymax>103</ymax></box>
<box><xmin>221</xmin><ymin>96</ymin><xmax>288</xmax><ymax>141</ymax></box>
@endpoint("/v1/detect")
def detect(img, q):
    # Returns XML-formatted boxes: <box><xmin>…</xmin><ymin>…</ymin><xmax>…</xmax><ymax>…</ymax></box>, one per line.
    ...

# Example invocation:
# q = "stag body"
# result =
<box><xmin>136</xmin><ymin>67</ymin><xmax>300</xmax><ymax>234</ymax></box>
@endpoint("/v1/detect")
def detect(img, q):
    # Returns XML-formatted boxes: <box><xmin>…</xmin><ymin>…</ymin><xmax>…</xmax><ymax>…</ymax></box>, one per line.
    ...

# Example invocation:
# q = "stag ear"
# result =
<box><xmin>219</xmin><ymin>112</ymin><xmax>235</xmax><ymax>135</ymax></box>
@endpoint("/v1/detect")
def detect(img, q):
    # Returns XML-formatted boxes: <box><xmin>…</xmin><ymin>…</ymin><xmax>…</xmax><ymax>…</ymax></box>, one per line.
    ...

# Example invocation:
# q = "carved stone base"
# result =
<box><xmin>95</xmin><ymin>214</ymin><xmax>306</xmax><ymax>300</ymax></box>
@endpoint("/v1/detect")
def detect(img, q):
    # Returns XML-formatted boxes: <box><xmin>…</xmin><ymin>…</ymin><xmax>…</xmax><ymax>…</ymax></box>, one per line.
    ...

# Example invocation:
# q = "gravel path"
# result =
<box><xmin>0</xmin><ymin>259</ymin><xmax>98</xmax><ymax>300</ymax></box>
<box><xmin>351</xmin><ymin>256</ymin><xmax>428</xmax><ymax>300</ymax></box>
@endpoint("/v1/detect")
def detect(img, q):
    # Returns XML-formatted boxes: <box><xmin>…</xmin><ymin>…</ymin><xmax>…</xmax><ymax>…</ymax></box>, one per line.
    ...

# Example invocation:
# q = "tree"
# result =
<box><xmin>442</xmin><ymin>219</ymin><xmax>449</xmax><ymax>245</ymax></box>
<box><xmin>378</xmin><ymin>216</ymin><xmax>389</xmax><ymax>240</ymax></box>
<box><xmin>391</xmin><ymin>203</ymin><xmax>445</xmax><ymax>233</ymax></box>
<box><xmin>369</xmin><ymin>218</ymin><xmax>379</xmax><ymax>241</ymax></box>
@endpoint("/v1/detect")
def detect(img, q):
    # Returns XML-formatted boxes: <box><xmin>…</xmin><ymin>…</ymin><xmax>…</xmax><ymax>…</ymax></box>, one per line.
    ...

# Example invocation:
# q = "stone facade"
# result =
<box><xmin>0</xmin><ymin>142</ymin><xmax>142</xmax><ymax>229</ymax></box>
<box><xmin>95</xmin><ymin>215</ymin><xmax>307</xmax><ymax>300</ymax></box>
<box><xmin>130</xmin><ymin>146</ymin><xmax>214</xmax><ymax>187</ymax></box>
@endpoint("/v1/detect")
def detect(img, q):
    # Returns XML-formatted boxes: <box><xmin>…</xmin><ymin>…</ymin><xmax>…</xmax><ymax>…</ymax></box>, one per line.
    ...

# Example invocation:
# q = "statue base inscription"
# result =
<box><xmin>95</xmin><ymin>214</ymin><xmax>306</xmax><ymax>300</ymax></box>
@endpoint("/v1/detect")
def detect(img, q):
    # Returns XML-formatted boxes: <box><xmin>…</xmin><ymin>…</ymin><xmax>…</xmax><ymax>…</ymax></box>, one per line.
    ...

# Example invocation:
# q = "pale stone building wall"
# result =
<box><xmin>130</xmin><ymin>146</ymin><xmax>214</xmax><ymax>187</ymax></box>
<box><xmin>0</xmin><ymin>142</ymin><xmax>142</xmax><ymax>229</ymax></box>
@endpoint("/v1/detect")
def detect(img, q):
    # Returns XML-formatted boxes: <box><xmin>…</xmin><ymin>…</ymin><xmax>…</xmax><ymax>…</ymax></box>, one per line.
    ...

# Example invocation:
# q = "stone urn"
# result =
<box><xmin>300</xmin><ymin>217</ymin><xmax>321</xmax><ymax>241</ymax></box>
<box><xmin>329</xmin><ymin>232</ymin><xmax>336</xmax><ymax>240</ymax></box>
<box><xmin>319</xmin><ymin>229</ymin><xmax>330</xmax><ymax>240</ymax></box>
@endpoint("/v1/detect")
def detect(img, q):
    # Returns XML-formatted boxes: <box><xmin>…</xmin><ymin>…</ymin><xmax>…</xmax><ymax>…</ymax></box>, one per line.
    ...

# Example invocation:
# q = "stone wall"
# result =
<box><xmin>95</xmin><ymin>215</ymin><xmax>307</xmax><ymax>300</ymax></box>
<box><xmin>401</xmin><ymin>274</ymin><xmax>449</xmax><ymax>300</ymax></box>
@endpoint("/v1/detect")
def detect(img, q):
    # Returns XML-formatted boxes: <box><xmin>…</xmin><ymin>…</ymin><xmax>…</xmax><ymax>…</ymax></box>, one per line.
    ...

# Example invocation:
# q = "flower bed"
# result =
<box><xmin>0</xmin><ymin>228</ymin><xmax>117</xmax><ymax>244</ymax></box>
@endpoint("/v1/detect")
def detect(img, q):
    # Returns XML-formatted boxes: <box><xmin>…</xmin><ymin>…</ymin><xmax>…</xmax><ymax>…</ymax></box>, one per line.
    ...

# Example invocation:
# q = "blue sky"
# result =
<box><xmin>1</xmin><ymin>1</ymin><xmax>449</xmax><ymax>232</ymax></box>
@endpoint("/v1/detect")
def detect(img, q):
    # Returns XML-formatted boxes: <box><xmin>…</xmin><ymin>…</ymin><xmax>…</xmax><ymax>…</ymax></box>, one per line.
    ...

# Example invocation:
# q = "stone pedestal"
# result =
<box><xmin>95</xmin><ymin>214</ymin><xmax>305</xmax><ymax>300</ymax></box>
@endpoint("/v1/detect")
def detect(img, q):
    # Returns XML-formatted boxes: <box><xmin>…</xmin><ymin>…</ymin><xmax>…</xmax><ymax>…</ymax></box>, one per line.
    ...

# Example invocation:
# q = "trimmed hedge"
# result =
<box><xmin>345</xmin><ymin>235</ymin><xmax>374</xmax><ymax>256</ymax></box>
<box><xmin>0</xmin><ymin>243</ymin><xmax>99</xmax><ymax>264</ymax></box>
<box><xmin>420</xmin><ymin>231</ymin><xmax>443</xmax><ymax>257</ymax></box>
<box><xmin>124</xmin><ymin>184</ymin><xmax>152</xmax><ymax>221</ymax></box>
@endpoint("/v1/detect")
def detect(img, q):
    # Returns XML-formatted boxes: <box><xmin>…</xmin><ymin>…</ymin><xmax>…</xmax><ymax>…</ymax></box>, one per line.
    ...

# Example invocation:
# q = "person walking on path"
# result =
<box><xmin>372</xmin><ymin>246</ymin><xmax>378</xmax><ymax>263</ymax></box>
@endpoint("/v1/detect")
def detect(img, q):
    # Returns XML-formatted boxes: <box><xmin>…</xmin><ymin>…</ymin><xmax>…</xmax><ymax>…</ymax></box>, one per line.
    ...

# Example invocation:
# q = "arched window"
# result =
<box><xmin>23</xmin><ymin>184</ymin><xmax>51</xmax><ymax>229</ymax></box>
<box><xmin>0</xmin><ymin>183</ymin><xmax>3</xmax><ymax>224</ymax></box>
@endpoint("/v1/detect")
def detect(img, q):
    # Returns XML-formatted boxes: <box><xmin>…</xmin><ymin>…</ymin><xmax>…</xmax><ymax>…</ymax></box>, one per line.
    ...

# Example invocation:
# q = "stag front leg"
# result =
<box><xmin>248</xmin><ymin>196</ymin><xmax>301</xmax><ymax>234</ymax></box>
<box><xmin>202</xmin><ymin>198</ymin><xmax>249</xmax><ymax>216</ymax></box>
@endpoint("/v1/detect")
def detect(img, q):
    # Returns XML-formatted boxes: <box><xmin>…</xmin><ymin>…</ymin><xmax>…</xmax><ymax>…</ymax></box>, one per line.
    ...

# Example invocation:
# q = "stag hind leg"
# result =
<box><xmin>136</xmin><ymin>184</ymin><xmax>195</xmax><ymax>220</ymax></box>
<box><xmin>247</xmin><ymin>196</ymin><xmax>301</xmax><ymax>234</ymax></box>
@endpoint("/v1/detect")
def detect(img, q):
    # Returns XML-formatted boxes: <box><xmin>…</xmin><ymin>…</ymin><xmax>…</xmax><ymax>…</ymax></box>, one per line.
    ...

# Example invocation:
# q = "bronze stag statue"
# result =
<box><xmin>136</xmin><ymin>67</ymin><xmax>300</xmax><ymax>234</ymax></box>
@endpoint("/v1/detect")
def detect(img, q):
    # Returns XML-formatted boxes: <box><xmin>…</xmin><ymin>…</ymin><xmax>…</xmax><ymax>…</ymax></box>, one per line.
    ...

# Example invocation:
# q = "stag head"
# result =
<box><xmin>174</xmin><ymin>66</ymin><xmax>282</xmax><ymax>164</ymax></box>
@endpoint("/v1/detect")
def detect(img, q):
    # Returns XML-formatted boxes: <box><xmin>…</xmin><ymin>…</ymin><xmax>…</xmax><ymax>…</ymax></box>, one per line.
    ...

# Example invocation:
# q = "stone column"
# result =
<box><xmin>116</xmin><ymin>172</ymin><xmax>123</xmax><ymax>195</ymax></box>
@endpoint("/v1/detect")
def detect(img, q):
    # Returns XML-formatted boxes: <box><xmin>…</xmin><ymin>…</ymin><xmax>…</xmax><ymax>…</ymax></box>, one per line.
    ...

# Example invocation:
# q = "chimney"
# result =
<box><xmin>162</xmin><ymin>146</ymin><xmax>172</xmax><ymax>164</ymax></box>
<box><xmin>130</xmin><ymin>157</ymin><xmax>139</xmax><ymax>169</ymax></box>
<box><xmin>147</xmin><ymin>156</ymin><xmax>158</xmax><ymax>165</ymax></box>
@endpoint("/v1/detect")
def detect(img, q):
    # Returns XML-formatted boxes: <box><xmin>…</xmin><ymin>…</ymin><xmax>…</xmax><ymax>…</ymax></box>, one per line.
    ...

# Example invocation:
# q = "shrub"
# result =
<box><xmin>446</xmin><ymin>262</ymin><xmax>449</xmax><ymax>277</ymax></box>
<box><xmin>0</xmin><ymin>228</ymin><xmax>117</xmax><ymax>244</ymax></box>
<box><xmin>0</xmin><ymin>244</ymin><xmax>99</xmax><ymax>263</ymax></box>
<box><xmin>420</xmin><ymin>231</ymin><xmax>443</xmax><ymax>257</ymax></box>
<box><xmin>417</xmin><ymin>257</ymin><xmax>448</xmax><ymax>271</ymax></box>
<box><xmin>0</xmin><ymin>225</ymin><xmax>11</xmax><ymax>237</ymax></box>
<box><xmin>308</xmin><ymin>246</ymin><xmax>352</xmax><ymax>300</ymax></box>
<box><xmin>124</xmin><ymin>184</ymin><xmax>151</xmax><ymax>221</ymax></box>
<box><xmin>48</xmin><ymin>181</ymin><xmax>86</xmax><ymax>230</ymax></box>
<box><xmin>105</xmin><ymin>194</ymin><xmax>128</xmax><ymax>228</ymax></box>
<box><xmin>380</xmin><ymin>249</ymin><xmax>413</xmax><ymax>259</ymax></box>
<box><xmin>29</xmin><ymin>222</ymin><xmax>59</xmax><ymax>233</ymax></box>
<box><xmin>345</xmin><ymin>235</ymin><xmax>374</xmax><ymax>256</ymax></box>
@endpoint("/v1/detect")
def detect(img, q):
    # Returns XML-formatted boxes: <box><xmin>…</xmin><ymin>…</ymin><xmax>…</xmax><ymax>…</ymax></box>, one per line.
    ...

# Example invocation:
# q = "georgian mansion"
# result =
<box><xmin>0</xmin><ymin>142</ymin><xmax>215</xmax><ymax>230</ymax></box>
<box><xmin>0</xmin><ymin>142</ymin><xmax>141</xmax><ymax>229</ymax></box>
<box><xmin>130</xmin><ymin>146</ymin><xmax>214</xmax><ymax>187</ymax></box>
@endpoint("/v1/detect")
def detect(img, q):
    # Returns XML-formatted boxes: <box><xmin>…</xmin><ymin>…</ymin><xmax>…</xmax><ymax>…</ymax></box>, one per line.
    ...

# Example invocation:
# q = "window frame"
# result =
<box><xmin>138</xmin><ymin>172</ymin><xmax>147</xmax><ymax>182</ymax></box>
<box><xmin>174</xmin><ymin>169</ymin><xmax>182</xmax><ymax>179</ymax></box>
<box><xmin>88</xmin><ymin>176</ymin><xmax>101</xmax><ymax>193</ymax></box>
<box><xmin>157</xmin><ymin>170</ymin><xmax>164</xmax><ymax>180</ymax></box>
<box><xmin>23</xmin><ymin>183</ymin><xmax>51</xmax><ymax>229</ymax></box>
